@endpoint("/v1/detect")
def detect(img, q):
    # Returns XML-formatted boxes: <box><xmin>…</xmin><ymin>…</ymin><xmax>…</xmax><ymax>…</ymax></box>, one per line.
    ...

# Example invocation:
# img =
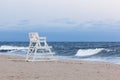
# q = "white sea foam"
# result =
<box><xmin>75</xmin><ymin>48</ymin><xmax>104</xmax><ymax>57</ymax></box>
<box><xmin>0</xmin><ymin>45</ymin><xmax>28</xmax><ymax>50</ymax></box>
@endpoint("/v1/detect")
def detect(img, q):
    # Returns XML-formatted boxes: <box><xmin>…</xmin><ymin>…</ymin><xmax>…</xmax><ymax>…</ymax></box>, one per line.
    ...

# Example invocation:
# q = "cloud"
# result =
<box><xmin>17</xmin><ymin>19</ymin><xmax>30</xmax><ymax>26</ymax></box>
<box><xmin>1</xmin><ymin>18</ymin><xmax>120</xmax><ymax>33</ymax></box>
<box><xmin>51</xmin><ymin>18</ymin><xmax>76</xmax><ymax>25</ymax></box>
<box><xmin>75</xmin><ymin>20</ymin><xmax>120</xmax><ymax>32</ymax></box>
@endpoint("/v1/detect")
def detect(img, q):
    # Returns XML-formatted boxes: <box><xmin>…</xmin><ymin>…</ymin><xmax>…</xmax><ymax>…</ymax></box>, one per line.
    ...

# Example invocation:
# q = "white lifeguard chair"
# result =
<box><xmin>26</xmin><ymin>32</ymin><xmax>55</xmax><ymax>61</ymax></box>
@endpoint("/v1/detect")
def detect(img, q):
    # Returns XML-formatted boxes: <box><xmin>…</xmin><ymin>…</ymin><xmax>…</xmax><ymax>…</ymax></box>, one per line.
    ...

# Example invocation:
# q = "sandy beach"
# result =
<box><xmin>0</xmin><ymin>55</ymin><xmax>120</xmax><ymax>80</ymax></box>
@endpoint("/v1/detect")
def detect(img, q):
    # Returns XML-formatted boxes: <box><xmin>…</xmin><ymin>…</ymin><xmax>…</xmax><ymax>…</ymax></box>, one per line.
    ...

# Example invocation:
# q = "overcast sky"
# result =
<box><xmin>0</xmin><ymin>0</ymin><xmax>120</xmax><ymax>41</ymax></box>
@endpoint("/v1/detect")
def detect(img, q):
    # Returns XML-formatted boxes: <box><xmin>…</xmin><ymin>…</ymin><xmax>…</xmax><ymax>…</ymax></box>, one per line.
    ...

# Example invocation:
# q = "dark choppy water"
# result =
<box><xmin>0</xmin><ymin>42</ymin><xmax>120</xmax><ymax>64</ymax></box>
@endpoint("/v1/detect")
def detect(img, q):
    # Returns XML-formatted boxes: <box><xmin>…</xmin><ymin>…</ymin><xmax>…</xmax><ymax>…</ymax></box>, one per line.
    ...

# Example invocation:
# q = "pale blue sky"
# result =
<box><xmin>0</xmin><ymin>0</ymin><xmax>120</xmax><ymax>41</ymax></box>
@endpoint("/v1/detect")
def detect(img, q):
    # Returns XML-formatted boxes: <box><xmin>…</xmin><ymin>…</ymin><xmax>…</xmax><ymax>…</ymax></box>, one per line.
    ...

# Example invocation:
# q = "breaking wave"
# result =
<box><xmin>0</xmin><ymin>45</ymin><xmax>28</xmax><ymax>52</ymax></box>
<box><xmin>75</xmin><ymin>48</ymin><xmax>106</xmax><ymax>57</ymax></box>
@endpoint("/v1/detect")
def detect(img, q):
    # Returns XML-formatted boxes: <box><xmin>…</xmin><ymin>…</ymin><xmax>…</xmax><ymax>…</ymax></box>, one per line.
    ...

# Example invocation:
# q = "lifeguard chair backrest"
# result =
<box><xmin>29</xmin><ymin>32</ymin><xmax>40</xmax><ymax>42</ymax></box>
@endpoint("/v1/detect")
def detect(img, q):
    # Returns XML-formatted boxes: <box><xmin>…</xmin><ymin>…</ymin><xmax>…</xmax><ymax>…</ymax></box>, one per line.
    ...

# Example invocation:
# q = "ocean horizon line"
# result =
<box><xmin>0</xmin><ymin>41</ymin><xmax>120</xmax><ymax>43</ymax></box>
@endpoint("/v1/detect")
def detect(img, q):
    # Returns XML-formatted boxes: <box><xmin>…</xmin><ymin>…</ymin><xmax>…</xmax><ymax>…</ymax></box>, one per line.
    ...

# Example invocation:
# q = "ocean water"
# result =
<box><xmin>0</xmin><ymin>42</ymin><xmax>120</xmax><ymax>64</ymax></box>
